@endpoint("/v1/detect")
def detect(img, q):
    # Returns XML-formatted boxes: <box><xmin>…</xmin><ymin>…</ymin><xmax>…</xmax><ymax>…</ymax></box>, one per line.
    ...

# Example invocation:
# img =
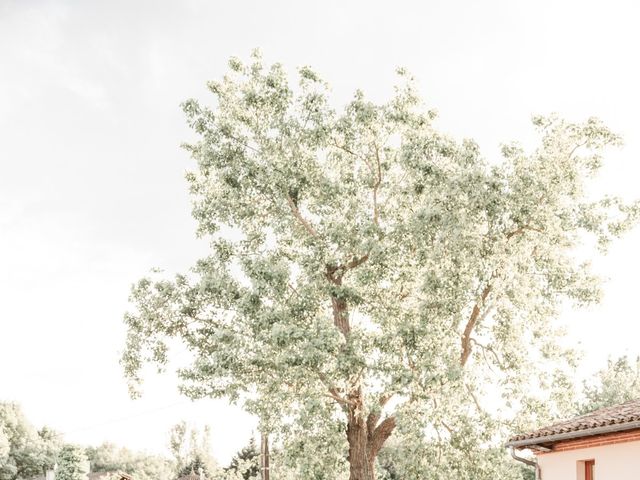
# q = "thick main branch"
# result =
<box><xmin>325</xmin><ymin>254</ymin><xmax>370</xmax><ymax>339</ymax></box>
<box><xmin>330</xmin><ymin>295</ymin><xmax>351</xmax><ymax>337</ymax></box>
<box><xmin>369</xmin><ymin>416</ymin><xmax>396</xmax><ymax>458</ymax></box>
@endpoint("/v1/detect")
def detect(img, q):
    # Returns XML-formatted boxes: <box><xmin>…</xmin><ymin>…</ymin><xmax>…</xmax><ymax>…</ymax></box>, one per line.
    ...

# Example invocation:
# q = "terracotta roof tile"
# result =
<box><xmin>88</xmin><ymin>472</ymin><xmax>133</xmax><ymax>480</ymax></box>
<box><xmin>508</xmin><ymin>398</ymin><xmax>640</xmax><ymax>446</ymax></box>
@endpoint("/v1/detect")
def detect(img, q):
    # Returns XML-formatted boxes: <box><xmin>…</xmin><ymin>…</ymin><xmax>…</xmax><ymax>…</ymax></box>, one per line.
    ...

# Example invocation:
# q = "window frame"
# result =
<box><xmin>584</xmin><ymin>459</ymin><xmax>595</xmax><ymax>480</ymax></box>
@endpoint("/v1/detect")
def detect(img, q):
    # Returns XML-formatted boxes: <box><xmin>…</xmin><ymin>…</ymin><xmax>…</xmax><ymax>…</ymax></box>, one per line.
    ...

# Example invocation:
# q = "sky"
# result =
<box><xmin>1</xmin><ymin>0</ymin><xmax>640</xmax><ymax>464</ymax></box>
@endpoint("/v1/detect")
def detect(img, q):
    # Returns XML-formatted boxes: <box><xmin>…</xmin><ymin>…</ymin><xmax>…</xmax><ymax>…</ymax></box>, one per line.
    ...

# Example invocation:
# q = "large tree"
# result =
<box><xmin>122</xmin><ymin>52</ymin><xmax>638</xmax><ymax>480</ymax></box>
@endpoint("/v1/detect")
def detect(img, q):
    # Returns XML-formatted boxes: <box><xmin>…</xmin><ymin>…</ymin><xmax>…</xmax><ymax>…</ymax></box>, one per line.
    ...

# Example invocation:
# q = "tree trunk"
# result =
<box><xmin>325</xmin><ymin>267</ymin><xmax>394</xmax><ymax>480</ymax></box>
<box><xmin>347</xmin><ymin>413</ymin><xmax>376</xmax><ymax>480</ymax></box>
<box><xmin>346</xmin><ymin>394</ymin><xmax>398</xmax><ymax>480</ymax></box>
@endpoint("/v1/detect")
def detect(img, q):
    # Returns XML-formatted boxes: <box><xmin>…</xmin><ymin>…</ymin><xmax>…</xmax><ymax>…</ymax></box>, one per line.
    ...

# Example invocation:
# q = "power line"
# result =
<box><xmin>58</xmin><ymin>401</ymin><xmax>190</xmax><ymax>436</ymax></box>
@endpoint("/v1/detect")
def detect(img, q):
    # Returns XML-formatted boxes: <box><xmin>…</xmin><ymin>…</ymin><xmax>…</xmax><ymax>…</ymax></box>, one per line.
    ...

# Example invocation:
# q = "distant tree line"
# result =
<box><xmin>0</xmin><ymin>405</ymin><xmax>261</xmax><ymax>480</ymax></box>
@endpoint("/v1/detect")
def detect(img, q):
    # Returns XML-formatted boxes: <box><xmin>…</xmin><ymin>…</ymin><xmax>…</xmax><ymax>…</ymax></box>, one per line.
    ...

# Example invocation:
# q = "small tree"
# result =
<box><xmin>225</xmin><ymin>438</ymin><xmax>259</xmax><ymax>480</ymax></box>
<box><xmin>56</xmin><ymin>445</ymin><xmax>89</xmax><ymax>480</ymax></box>
<box><xmin>38</xmin><ymin>427</ymin><xmax>62</xmax><ymax>474</ymax></box>
<box><xmin>178</xmin><ymin>455</ymin><xmax>209</xmax><ymax>479</ymax></box>
<box><xmin>122</xmin><ymin>51</ymin><xmax>639</xmax><ymax>480</ymax></box>
<box><xmin>168</xmin><ymin>422</ymin><xmax>217</xmax><ymax>478</ymax></box>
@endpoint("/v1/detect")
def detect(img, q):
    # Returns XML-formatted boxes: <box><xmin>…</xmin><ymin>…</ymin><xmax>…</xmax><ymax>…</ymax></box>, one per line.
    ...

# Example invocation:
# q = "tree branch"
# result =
<box><xmin>324</xmin><ymin>266</ymin><xmax>352</xmax><ymax>338</ymax></box>
<box><xmin>315</xmin><ymin>369</ymin><xmax>355</xmax><ymax>407</ymax></box>
<box><xmin>372</xmin><ymin>144</ymin><xmax>382</xmax><ymax>226</ymax></box>
<box><xmin>369</xmin><ymin>416</ymin><xmax>396</xmax><ymax>457</ymax></box>
<box><xmin>506</xmin><ymin>224</ymin><xmax>544</xmax><ymax>240</ymax></box>
<box><xmin>325</xmin><ymin>390</ymin><xmax>356</xmax><ymax>407</ymax></box>
<box><xmin>465</xmin><ymin>383</ymin><xmax>483</xmax><ymax>413</ymax></box>
<box><xmin>366</xmin><ymin>411</ymin><xmax>380</xmax><ymax>438</ymax></box>
<box><xmin>470</xmin><ymin>337</ymin><xmax>505</xmax><ymax>371</ymax></box>
<box><xmin>286</xmin><ymin>194</ymin><xmax>318</xmax><ymax>237</ymax></box>
<box><xmin>379</xmin><ymin>392</ymin><xmax>394</xmax><ymax>408</ymax></box>
<box><xmin>330</xmin><ymin>139</ymin><xmax>366</xmax><ymax>161</ymax></box>
<box><xmin>365</xmin><ymin>392</ymin><xmax>394</xmax><ymax>437</ymax></box>
<box><xmin>460</xmin><ymin>285</ymin><xmax>492</xmax><ymax>367</ymax></box>
<box><xmin>343</xmin><ymin>253</ymin><xmax>369</xmax><ymax>271</ymax></box>
<box><xmin>349</xmin><ymin>366</ymin><xmax>366</xmax><ymax>389</ymax></box>
<box><xmin>568</xmin><ymin>140</ymin><xmax>587</xmax><ymax>160</ymax></box>
<box><xmin>225</xmin><ymin>132</ymin><xmax>261</xmax><ymax>154</ymax></box>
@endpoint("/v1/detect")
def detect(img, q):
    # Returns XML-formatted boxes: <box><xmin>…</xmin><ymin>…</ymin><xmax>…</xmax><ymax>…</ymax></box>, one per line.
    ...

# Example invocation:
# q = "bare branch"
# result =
<box><xmin>568</xmin><ymin>140</ymin><xmax>588</xmax><ymax>160</ymax></box>
<box><xmin>470</xmin><ymin>337</ymin><xmax>506</xmax><ymax>370</ymax></box>
<box><xmin>440</xmin><ymin>421</ymin><xmax>454</xmax><ymax>436</ymax></box>
<box><xmin>286</xmin><ymin>194</ymin><xmax>318</xmax><ymax>237</ymax></box>
<box><xmin>325</xmin><ymin>391</ymin><xmax>356</xmax><ymax>407</ymax></box>
<box><xmin>506</xmin><ymin>224</ymin><xmax>544</xmax><ymax>240</ymax></box>
<box><xmin>330</xmin><ymin>139</ymin><xmax>366</xmax><ymax>162</ymax></box>
<box><xmin>285</xmin><ymin>283</ymin><xmax>301</xmax><ymax>303</ymax></box>
<box><xmin>314</xmin><ymin>369</ymin><xmax>356</xmax><ymax>407</ymax></box>
<box><xmin>465</xmin><ymin>383</ymin><xmax>483</xmax><ymax>413</ymax></box>
<box><xmin>460</xmin><ymin>285</ymin><xmax>492</xmax><ymax>367</ymax></box>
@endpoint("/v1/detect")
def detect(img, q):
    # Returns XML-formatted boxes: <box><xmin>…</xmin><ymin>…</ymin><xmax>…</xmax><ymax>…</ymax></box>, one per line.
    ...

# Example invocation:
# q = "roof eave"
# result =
<box><xmin>506</xmin><ymin>420</ymin><xmax>640</xmax><ymax>449</ymax></box>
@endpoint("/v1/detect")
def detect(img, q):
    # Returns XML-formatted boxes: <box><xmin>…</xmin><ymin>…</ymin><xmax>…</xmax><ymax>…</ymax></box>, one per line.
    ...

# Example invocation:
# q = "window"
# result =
<box><xmin>584</xmin><ymin>460</ymin><xmax>595</xmax><ymax>480</ymax></box>
<box><xmin>577</xmin><ymin>459</ymin><xmax>596</xmax><ymax>480</ymax></box>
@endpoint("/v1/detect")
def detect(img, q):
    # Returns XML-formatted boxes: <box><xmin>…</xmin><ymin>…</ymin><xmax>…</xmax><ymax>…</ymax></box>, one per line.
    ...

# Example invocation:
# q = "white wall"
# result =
<box><xmin>538</xmin><ymin>440</ymin><xmax>640</xmax><ymax>480</ymax></box>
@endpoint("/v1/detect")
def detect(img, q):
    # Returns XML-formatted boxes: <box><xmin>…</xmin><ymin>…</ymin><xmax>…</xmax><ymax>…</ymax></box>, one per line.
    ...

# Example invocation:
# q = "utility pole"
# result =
<box><xmin>260</xmin><ymin>433</ymin><xmax>270</xmax><ymax>480</ymax></box>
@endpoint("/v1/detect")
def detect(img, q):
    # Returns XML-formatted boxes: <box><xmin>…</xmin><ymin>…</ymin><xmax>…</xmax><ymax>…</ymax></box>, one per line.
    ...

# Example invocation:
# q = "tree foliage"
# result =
<box><xmin>167</xmin><ymin>422</ymin><xmax>217</xmax><ymax>478</ymax></box>
<box><xmin>56</xmin><ymin>445</ymin><xmax>89</xmax><ymax>480</ymax></box>
<box><xmin>578</xmin><ymin>355</ymin><xmax>640</xmax><ymax>414</ymax></box>
<box><xmin>0</xmin><ymin>403</ymin><xmax>61</xmax><ymax>480</ymax></box>
<box><xmin>122</xmin><ymin>51</ymin><xmax>638</xmax><ymax>479</ymax></box>
<box><xmin>224</xmin><ymin>437</ymin><xmax>259</xmax><ymax>480</ymax></box>
<box><xmin>86</xmin><ymin>442</ymin><xmax>173</xmax><ymax>480</ymax></box>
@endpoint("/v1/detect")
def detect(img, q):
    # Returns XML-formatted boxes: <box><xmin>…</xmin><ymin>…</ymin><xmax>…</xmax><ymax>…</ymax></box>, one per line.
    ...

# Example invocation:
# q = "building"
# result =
<box><xmin>507</xmin><ymin>398</ymin><xmax>640</xmax><ymax>479</ymax></box>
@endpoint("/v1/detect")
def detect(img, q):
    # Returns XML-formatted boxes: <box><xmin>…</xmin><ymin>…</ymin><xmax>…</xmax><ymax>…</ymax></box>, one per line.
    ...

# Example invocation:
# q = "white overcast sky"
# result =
<box><xmin>2</xmin><ymin>0</ymin><xmax>640</xmax><ymax>464</ymax></box>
